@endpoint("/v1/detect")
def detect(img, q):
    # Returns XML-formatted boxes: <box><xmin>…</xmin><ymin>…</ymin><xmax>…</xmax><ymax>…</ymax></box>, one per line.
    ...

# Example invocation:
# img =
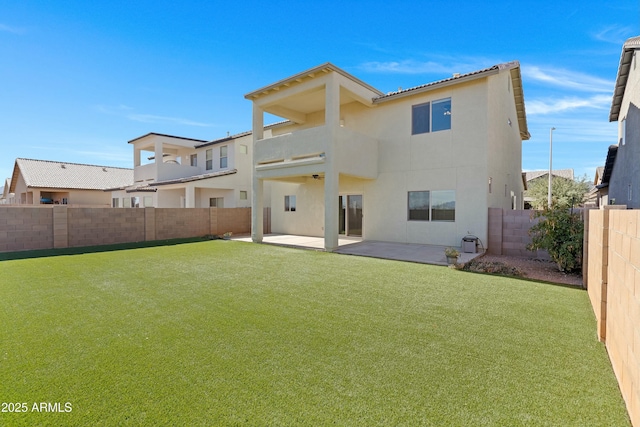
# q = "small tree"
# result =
<box><xmin>526</xmin><ymin>175</ymin><xmax>588</xmax><ymax>273</ymax></box>
<box><xmin>527</xmin><ymin>175</ymin><xmax>591</xmax><ymax>209</ymax></box>
<box><xmin>527</xmin><ymin>206</ymin><xmax>583</xmax><ymax>272</ymax></box>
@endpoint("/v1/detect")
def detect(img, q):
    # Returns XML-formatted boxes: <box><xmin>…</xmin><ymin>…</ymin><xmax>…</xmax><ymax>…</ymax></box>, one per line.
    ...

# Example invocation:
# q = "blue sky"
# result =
<box><xmin>1</xmin><ymin>1</ymin><xmax>639</xmax><ymax>183</ymax></box>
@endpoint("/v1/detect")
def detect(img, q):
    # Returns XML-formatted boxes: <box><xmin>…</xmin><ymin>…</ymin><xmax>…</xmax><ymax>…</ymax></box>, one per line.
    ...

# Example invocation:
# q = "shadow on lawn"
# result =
<box><xmin>0</xmin><ymin>237</ymin><xmax>215</xmax><ymax>261</ymax></box>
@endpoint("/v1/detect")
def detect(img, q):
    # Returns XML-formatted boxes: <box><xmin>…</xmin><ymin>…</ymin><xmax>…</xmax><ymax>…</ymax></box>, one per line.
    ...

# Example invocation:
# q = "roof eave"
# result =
<box><xmin>244</xmin><ymin>62</ymin><xmax>384</xmax><ymax>100</ymax></box>
<box><xmin>609</xmin><ymin>36</ymin><xmax>640</xmax><ymax>122</ymax></box>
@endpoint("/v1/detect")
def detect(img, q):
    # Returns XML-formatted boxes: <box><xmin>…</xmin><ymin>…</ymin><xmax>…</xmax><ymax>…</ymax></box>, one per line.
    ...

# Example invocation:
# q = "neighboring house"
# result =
<box><xmin>8</xmin><ymin>158</ymin><xmax>132</xmax><ymax>206</ymax></box>
<box><xmin>597</xmin><ymin>145</ymin><xmax>618</xmax><ymax>207</ymax></box>
<box><xmin>587</xmin><ymin>166</ymin><xmax>605</xmax><ymax>207</ymax></box>
<box><xmin>109</xmin><ymin>132</ymin><xmax>255</xmax><ymax>208</ymax></box>
<box><xmin>523</xmin><ymin>169</ymin><xmax>574</xmax><ymax>209</ymax></box>
<box><xmin>607</xmin><ymin>35</ymin><xmax>640</xmax><ymax>208</ymax></box>
<box><xmin>245</xmin><ymin>61</ymin><xmax>530</xmax><ymax>251</ymax></box>
<box><xmin>1</xmin><ymin>178</ymin><xmax>13</xmax><ymax>204</ymax></box>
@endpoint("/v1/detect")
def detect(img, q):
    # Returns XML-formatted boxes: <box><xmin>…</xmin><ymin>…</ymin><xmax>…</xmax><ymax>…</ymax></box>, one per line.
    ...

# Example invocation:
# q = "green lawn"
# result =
<box><xmin>0</xmin><ymin>241</ymin><xmax>630</xmax><ymax>426</ymax></box>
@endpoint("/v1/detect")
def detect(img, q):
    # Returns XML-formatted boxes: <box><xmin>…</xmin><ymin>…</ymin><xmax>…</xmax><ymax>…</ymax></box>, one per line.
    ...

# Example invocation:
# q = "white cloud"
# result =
<box><xmin>358</xmin><ymin>56</ymin><xmax>498</xmax><ymax>75</ymax></box>
<box><xmin>360</xmin><ymin>60</ymin><xmax>456</xmax><ymax>74</ymax></box>
<box><xmin>527</xmin><ymin>94</ymin><xmax>612</xmax><ymax>115</ymax></box>
<box><xmin>522</xmin><ymin>65</ymin><xmax>613</xmax><ymax>93</ymax></box>
<box><xmin>592</xmin><ymin>25</ymin><xmax>635</xmax><ymax>44</ymax></box>
<box><xmin>94</xmin><ymin>104</ymin><xmax>211</xmax><ymax>127</ymax></box>
<box><xmin>127</xmin><ymin>114</ymin><xmax>211</xmax><ymax>127</ymax></box>
<box><xmin>0</xmin><ymin>23</ymin><xmax>26</xmax><ymax>34</ymax></box>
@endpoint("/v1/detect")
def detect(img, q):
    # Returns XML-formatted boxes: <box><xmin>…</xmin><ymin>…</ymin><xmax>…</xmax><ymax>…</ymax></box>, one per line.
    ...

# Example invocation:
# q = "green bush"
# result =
<box><xmin>527</xmin><ymin>207</ymin><xmax>583</xmax><ymax>273</ymax></box>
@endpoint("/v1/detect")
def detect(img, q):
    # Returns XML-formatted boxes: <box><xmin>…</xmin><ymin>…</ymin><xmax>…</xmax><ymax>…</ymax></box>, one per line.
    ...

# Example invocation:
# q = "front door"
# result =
<box><xmin>339</xmin><ymin>195</ymin><xmax>363</xmax><ymax>237</ymax></box>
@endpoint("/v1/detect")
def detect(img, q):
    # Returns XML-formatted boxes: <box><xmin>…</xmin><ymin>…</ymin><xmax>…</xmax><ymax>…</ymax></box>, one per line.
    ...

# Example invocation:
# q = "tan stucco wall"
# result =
<box><xmin>487</xmin><ymin>71</ymin><xmax>525</xmax><ymax>210</ymax></box>
<box><xmin>265</xmin><ymin>70</ymin><xmax>523</xmax><ymax>246</ymax></box>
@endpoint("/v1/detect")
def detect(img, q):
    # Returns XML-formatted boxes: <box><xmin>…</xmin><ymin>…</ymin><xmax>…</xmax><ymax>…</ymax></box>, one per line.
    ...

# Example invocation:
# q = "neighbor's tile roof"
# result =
<box><xmin>10</xmin><ymin>158</ymin><xmax>133</xmax><ymax>192</ymax></box>
<box><xmin>524</xmin><ymin>169</ymin><xmax>574</xmax><ymax>182</ymax></box>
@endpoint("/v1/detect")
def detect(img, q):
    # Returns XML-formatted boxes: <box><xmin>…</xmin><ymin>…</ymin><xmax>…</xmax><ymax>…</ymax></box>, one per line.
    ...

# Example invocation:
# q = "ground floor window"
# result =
<box><xmin>112</xmin><ymin>198</ymin><xmax>120</xmax><ymax>208</ymax></box>
<box><xmin>408</xmin><ymin>190</ymin><xmax>455</xmax><ymax>221</ymax></box>
<box><xmin>210</xmin><ymin>197</ymin><xmax>224</xmax><ymax>208</ymax></box>
<box><xmin>285</xmin><ymin>195</ymin><xmax>296</xmax><ymax>212</ymax></box>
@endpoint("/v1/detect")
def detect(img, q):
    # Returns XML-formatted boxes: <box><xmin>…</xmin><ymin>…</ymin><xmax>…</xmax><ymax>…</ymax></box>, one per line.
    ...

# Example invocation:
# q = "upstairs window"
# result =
<box><xmin>412</xmin><ymin>98</ymin><xmax>451</xmax><ymax>135</ymax></box>
<box><xmin>206</xmin><ymin>149</ymin><xmax>213</xmax><ymax>170</ymax></box>
<box><xmin>190</xmin><ymin>154</ymin><xmax>197</xmax><ymax>167</ymax></box>
<box><xmin>220</xmin><ymin>146</ymin><xmax>228</xmax><ymax>168</ymax></box>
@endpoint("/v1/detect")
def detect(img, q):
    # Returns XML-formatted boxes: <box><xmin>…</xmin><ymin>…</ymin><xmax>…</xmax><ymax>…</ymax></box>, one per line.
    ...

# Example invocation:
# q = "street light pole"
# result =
<box><xmin>548</xmin><ymin>127</ymin><xmax>556</xmax><ymax>208</ymax></box>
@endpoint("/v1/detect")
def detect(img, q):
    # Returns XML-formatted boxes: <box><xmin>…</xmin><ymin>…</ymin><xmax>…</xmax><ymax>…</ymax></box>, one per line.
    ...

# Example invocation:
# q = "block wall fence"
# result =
<box><xmin>487</xmin><ymin>208</ymin><xmax>541</xmax><ymax>256</ymax></box>
<box><xmin>585</xmin><ymin>207</ymin><xmax>640</xmax><ymax>427</ymax></box>
<box><xmin>0</xmin><ymin>206</ymin><xmax>270</xmax><ymax>253</ymax></box>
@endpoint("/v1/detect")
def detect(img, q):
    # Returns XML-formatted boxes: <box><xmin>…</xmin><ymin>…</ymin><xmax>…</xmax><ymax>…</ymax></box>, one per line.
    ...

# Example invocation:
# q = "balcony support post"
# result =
<box><xmin>324</xmin><ymin>74</ymin><xmax>340</xmax><ymax>251</ymax></box>
<box><xmin>252</xmin><ymin>104</ymin><xmax>265</xmax><ymax>243</ymax></box>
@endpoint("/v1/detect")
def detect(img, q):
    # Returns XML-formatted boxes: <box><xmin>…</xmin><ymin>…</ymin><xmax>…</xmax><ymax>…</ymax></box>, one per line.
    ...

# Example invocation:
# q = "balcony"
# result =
<box><xmin>254</xmin><ymin>125</ymin><xmax>378</xmax><ymax>179</ymax></box>
<box><xmin>133</xmin><ymin>162</ymin><xmax>201</xmax><ymax>183</ymax></box>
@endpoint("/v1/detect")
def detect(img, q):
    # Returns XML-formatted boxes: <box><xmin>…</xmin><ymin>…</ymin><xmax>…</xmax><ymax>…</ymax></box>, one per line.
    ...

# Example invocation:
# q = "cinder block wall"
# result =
<box><xmin>0</xmin><ymin>206</ymin><xmax>253</xmax><ymax>253</ymax></box>
<box><xmin>587</xmin><ymin>208</ymin><xmax>640</xmax><ymax>427</ymax></box>
<box><xmin>0</xmin><ymin>206</ymin><xmax>53</xmax><ymax>252</ymax></box>
<box><xmin>155</xmin><ymin>208</ymin><xmax>211</xmax><ymax>240</ymax></box>
<box><xmin>67</xmin><ymin>207</ymin><xmax>145</xmax><ymax>247</ymax></box>
<box><xmin>487</xmin><ymin>208</ymin><xmax>539</xmax><ymax>256</ymax></box>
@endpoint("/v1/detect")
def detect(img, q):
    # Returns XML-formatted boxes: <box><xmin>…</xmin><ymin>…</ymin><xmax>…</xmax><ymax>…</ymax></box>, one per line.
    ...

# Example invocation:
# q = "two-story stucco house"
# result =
<box><xmin>607</xmin><ymin>35</ymin><xmax>640</xmax><ymax>208</ymax></box>
<box><xmin>110</xmin><ymin>131</ymin><xmax>256</xmax><ymax>208</ymax></box>
<box><xmin>246</xmin><ymin>62</ymin><xmax>529</xmax><ymax>251</ymax></box>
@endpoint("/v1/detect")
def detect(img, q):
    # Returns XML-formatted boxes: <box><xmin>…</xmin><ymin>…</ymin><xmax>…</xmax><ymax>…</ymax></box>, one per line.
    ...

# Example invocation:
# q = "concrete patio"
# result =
<box><xmin>232</xmin><ymin>234</ymin><xmax>484</xmax><ymax>266</ymax></box>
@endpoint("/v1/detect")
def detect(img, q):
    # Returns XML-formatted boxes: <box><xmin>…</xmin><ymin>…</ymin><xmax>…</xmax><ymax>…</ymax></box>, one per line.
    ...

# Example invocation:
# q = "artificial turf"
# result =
<box><xmin>0</xmin><ymin>241</ymin><xmax>631</xmax><ymax>426</ymax></box>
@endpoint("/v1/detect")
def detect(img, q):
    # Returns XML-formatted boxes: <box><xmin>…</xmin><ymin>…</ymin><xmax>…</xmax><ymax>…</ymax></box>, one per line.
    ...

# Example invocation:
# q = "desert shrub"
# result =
<box><xmin>461</xmin><ymin>260</ymin><xmax>523</xmax><ymax>277</ymax></box>
<box><xmin>527</xmin><ymin>207</ymin><xmax>583</xmax><ymax>273</ymax></box>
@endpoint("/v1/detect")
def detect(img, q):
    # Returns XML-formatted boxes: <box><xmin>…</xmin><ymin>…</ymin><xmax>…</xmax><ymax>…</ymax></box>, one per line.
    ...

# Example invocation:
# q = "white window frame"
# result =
<box><xmin>206</xmin><ymin>149</ymin><xmax>213</xmax><ymax>170</ymax></box>
<box><xmin>285</xmin><ymin>195</ymin><xmax>296</xmax><ymax>212</ymax></box>
<box><xmin>411</xmin><ymin>97</ymin><xmax>451</xmax><ymax>135</ymax></box>
<box><xmin>407</xmin><ymin>190</ymin><xmax>455</xmax><ymax>222</ymax></box>
<box><xmin>220</xmin><ymin>146</ymin><xmax>228</xmax><ymax>169</ymax></box>
<box><xmin>209</xmin><ymin>197</ymin><xmax>224</xmax><ymax>208</ymax></box>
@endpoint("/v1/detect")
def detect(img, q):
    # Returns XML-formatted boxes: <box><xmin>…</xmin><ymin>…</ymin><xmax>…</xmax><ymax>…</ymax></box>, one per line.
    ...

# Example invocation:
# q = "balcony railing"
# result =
<box><xmin>133</xmin><ymin>162</ymin><xmax>202</xmax><ymax>183</ymax></box>
<box><xmin>255</xmin><ymin>125</ymin><xmax>378</xmax><ymax>179</ymax></box>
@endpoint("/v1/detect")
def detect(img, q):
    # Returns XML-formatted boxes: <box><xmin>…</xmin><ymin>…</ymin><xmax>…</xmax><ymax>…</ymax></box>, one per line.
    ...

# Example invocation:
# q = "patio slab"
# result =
<box><xmin>233</xmin><ymin>234</ymin><xmax>483</xmax><ymax>266</ymax></box>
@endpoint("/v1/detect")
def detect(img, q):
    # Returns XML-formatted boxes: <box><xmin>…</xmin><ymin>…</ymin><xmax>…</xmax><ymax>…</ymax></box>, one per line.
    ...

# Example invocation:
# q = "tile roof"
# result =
<box><xmin>150</xmin><ymin>169</ymin><xmax>238</xmax><ymax>186</ymax></box>
<box><xmin>196</xmin><ymin>131</ymin><xmax>253</xmax><ymax>148</ymax></box>
<box><xmin>128</xmin><ymin>132</ymin><xmax>208</xmax><ymax>144</ymax></box>
<box><xmin>598</xmin><ymin>145</ymin><xmax>618</xmax><ymax>188</ymax></box>
<box><xmin>524</xmin><ymin>169</ymin><xmax>574</xmax><ymax>182</ymax></box>
<box><xmin>10</xmin><ymin>158</ymin><xmax>133</xmax><ymax>192</ymax></box>
<box><xmin>373</xmin><ymin>64</ymin><xmax>503</xmax><ymax>101</ymax></box>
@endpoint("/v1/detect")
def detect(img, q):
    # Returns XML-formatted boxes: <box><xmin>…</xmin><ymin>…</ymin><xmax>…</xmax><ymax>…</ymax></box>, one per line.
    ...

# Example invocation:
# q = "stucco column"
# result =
<box><xmin>134</xmin><ymin>146</ymin><xmax>141</xmax><ymax>167</ymax></box>
<box><xmin>252</xmin><ymin>177</ymin><xmax>264</xmax><ymax>242</ymax></box>
<box><xmin>324</xmin><ymin>74</ymin><xmax>340</xmax><ymax>251</ymax></box>
<box><xmin>252</xmin><ymin>103</ymin><xmax>264</xmax><ymax>243</ymax></box>
<box><xmin>184</xmin><ymin>185</ymin><xmax>196</xmax><ymax>208</ymax></box>
<box><xmin>154</xmin><ymin>140</ymin><xmax>163</xmax><ymax>164</ymax></box>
